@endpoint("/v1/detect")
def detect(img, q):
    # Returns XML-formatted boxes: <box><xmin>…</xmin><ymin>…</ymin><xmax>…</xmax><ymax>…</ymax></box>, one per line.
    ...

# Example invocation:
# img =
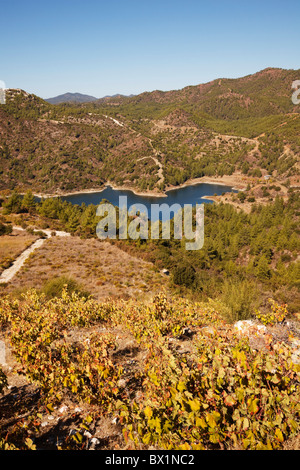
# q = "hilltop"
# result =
<box><xmin>45</xmin><ymin>92</ymin><xmax>135</xmax><ymax>105</ymax></box>
<box><xmin>46</xmin><ymin>93</ymin><xmax>98</xmax><ymax>105</ymax></box>
<box><xmin>114</xmin><ymin>67</ymin><xmax>300</xmax><ymax>118</ymax></box>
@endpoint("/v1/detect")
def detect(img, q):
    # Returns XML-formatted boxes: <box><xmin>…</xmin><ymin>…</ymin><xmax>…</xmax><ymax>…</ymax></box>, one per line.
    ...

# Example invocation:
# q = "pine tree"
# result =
<box><xmin>256</xmin><ymin>255</ymin><xmax>271</xmax><ymax>280</ymax></box>
<box><xmin>66</xmin><ymin>211</ymin><xmax>80</xmax><ymax>233</ymax></box>
<box><xmin>3</xmin><ymin>191</ymin><xmax>23</xmax><ymax>214</ymax></box>
<box><xmin>22</xmin><ymin>190</ymin><xmax>36</xmax><ymax>213</ymax></box>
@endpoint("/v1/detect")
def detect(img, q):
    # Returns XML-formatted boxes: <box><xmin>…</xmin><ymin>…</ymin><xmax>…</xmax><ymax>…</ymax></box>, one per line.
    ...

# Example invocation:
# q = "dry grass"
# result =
<box><xmin>0</xmin><ymin>230</ymin><xmax>38</xmax><ymax>274</ymax></box>
<box><xmin>3</xmin><ymin>235</ymin><xmax>168</xmax><ymax>301</ymax></box>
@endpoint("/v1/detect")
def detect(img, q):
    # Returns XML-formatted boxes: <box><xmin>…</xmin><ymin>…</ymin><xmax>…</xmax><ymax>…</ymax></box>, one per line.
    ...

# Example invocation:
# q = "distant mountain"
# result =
<box><xmin>102</xmin><ymin>94</ymin><xmax>135</xmax><ymax>99</ymax></box>
<box><xmin>46</xmin><ymin>92</ymin><xmax>136</xmax><ymax>104</ymax></box>
<box><xmin>46</xmin><ymin>92</ymin><xmax>98</xmax><ymax>104</ymax></box>
<box><xmin>96</xmin><ymin>93</ymin><xmax>136</xmax><ymax>104</ymax></box>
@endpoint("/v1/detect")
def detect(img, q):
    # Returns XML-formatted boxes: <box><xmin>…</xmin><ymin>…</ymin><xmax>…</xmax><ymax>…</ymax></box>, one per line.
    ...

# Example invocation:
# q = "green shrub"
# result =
<box><xmin>172</xmin><ymin>265</ymin><xmax>196</xmax><ymax>288</ymax></box>
<box><xmin>42</xmin><ymin>276</ymin><xmax>90</xmax><ymax>299</ymax></box>
<box><xmin>0</xmin><ymin>222</ymin><xmax>12</xmax><ymax>236</ymax></box>
<box><xmin>219</xmin><ymin>278</ymin><xmax>259</xmax><ymax>323</ymax></box>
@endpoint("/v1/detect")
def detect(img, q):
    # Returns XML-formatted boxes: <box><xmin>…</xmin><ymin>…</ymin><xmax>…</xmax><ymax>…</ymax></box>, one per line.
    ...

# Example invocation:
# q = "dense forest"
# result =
<box><xmin>1</xmin><ymin>187</ymin><xmax>299</xmax><ymax>316</ymax></box>
<box><xmin>0</xmin><ymin>188</ymin><xmax>300</xmax><ymax>450</ymax></box>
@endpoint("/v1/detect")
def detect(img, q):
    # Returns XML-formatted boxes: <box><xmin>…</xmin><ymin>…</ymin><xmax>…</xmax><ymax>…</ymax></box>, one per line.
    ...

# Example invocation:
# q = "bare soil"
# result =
<box><xmin>0</xmin><ymin>230</ymin><xmax>38</xmax><ymax>275</ymax></box>
<box><xmin>1</xmin><ymin>235</ymin><xmax>167</xmax><ymax>301</ymax></box>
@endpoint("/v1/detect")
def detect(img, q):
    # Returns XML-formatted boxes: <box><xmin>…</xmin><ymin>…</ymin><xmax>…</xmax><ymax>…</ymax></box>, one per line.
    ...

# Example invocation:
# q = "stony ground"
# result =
<box><xmin>0</xmin><ymin>235</ymin><xmax>167</xmax><ymax>302</ymax></box>
<box><xmin>0</xmin><ymin>324</ymin><xmax>143</xmax><ymax>450</ymax></box>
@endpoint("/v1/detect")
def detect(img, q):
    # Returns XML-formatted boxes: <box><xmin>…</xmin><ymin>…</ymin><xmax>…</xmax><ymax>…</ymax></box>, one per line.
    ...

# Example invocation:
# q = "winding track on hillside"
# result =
<box><xmin>104</xmin><ymin>114</ymin><xmax>165</xmax><ymax>185</ymax></box>
<box><xmin>136</xmin><ymin>155</ymin><xmax>164</xmax><ymax>186</ymax></box>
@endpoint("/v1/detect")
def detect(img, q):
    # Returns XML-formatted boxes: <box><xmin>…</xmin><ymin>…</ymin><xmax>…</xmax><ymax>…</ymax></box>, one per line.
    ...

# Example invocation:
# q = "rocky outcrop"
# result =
<box><xmin>234</xmin><ymin>318</ymin><xmax>300</xmax><ymax>364</ymax></box>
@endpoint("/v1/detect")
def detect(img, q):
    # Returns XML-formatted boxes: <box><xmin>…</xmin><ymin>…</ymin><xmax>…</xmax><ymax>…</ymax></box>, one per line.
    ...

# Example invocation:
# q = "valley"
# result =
<box><xmin>0</xmin><ymin>67</ymin><xmax>299</xmax><ymax>451</ymax></box>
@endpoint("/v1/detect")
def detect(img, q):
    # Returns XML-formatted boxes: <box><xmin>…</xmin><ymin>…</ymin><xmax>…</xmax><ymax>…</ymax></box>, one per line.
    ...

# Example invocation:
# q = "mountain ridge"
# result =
<box><xmin>46</xmin><ymin>92</ymin><xmax>136</xmax><ymax>105</ymax></box>
<box><xmin>45</xmin><ymin>92</ymin><xmax>98</xmax><ymax>104</ymax></box>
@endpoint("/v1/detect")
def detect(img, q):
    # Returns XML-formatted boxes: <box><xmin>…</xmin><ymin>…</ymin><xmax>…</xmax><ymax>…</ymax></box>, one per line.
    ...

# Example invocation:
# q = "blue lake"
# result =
<box><xmin>61</xmin><ymin>183</ymin><xmax>237</xmax><ymax>221</ymax></box>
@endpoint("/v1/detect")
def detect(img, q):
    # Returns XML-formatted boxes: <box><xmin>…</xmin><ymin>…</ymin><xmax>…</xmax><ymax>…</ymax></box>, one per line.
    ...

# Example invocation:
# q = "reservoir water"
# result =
<box><xmin>61</xmin><ymin>183</ymin><xmax>237</xmax><ymax>221</ymax></box>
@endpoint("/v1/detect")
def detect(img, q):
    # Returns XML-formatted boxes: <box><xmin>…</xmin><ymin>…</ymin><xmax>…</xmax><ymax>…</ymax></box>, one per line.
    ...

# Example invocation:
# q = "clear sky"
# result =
<box><xmin>1</xmin><ymin>0</ymin><xmax>299</xmax><ymax>99</ymax></box>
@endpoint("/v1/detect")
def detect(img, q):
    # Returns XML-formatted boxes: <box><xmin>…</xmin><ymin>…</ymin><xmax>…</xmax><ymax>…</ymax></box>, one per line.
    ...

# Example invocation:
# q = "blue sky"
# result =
<box><xmin>1</xmin><ymin>0</ymin><xmax>299</xmax><ymax>98</ymax></box>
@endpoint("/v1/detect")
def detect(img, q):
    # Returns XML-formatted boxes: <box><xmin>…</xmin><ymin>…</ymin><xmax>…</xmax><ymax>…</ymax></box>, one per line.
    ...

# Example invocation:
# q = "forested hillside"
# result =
<box><xmin>0</xmin><ymin>68</ymin><xmax>299</xmax><ymax>194</ymax></box>
<box><xmin>1</xmin><ymin>187</ymin><xmax>299</xmax><ymax>314</ymax></box>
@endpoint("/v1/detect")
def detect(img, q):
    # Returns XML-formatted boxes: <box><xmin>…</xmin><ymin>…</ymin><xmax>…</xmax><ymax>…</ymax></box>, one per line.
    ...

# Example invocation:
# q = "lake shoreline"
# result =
<box><xmin>33</xmin><ymin>174</ymin><xmax>245</xmax><ymax>200</ymax></box>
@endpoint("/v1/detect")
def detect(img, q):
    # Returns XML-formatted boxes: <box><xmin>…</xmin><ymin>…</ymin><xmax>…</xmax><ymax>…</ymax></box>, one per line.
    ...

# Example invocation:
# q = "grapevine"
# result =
<box><xmin>0</xmin><ymin>289</ymin><xmax>299</xmax><ymax>450</ymax></box>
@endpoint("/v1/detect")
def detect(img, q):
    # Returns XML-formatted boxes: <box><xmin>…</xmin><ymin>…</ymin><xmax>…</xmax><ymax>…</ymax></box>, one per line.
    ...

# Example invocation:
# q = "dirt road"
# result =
<box><xmin>0</xmin><ymin>227</ymin><xmax>70</xmax><ymax>284</ymax></box>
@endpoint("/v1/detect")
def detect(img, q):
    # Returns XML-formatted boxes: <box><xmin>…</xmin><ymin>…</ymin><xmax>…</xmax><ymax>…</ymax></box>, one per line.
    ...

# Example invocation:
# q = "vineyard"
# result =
<box><xmin>0</xmin><ymin>288</ymin><xmax>299</xmax><ymax>450</ymax></box>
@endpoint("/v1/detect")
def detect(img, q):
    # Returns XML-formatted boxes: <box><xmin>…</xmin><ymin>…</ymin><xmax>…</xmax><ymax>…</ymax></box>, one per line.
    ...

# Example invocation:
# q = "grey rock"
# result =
<box><xmin>0</xmin><ymin>341</ymin><xmax>6</xmax><ymax>366</ymax></box>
